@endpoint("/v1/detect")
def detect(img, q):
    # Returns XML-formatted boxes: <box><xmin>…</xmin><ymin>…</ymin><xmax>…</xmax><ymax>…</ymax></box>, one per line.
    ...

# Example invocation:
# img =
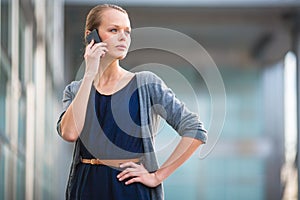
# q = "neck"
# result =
<box><xmin>94</xmin><ymin>58</ymin><xmax>125</xmax><ymax>85</ymax></box>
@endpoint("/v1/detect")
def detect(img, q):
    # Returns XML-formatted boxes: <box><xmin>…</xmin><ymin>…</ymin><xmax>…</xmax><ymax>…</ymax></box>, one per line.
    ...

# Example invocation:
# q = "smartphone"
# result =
<box><xmin>86</xmin><ymin>29</ymin><xmax>102</xmax><ymax>44</ymax></box>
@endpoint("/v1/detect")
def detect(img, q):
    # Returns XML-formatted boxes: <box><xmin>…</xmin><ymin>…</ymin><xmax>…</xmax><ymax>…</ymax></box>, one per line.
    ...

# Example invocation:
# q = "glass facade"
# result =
<box><xmin>0</xmin><ymin>0</ymin><xmax>67</xmax><ymax>199</ymax></box>
<box><xmin>154</xmin><ymin>66</ymin><xmax>276</xmax><ymax>200</ymax></box>
<box><xmin>0</xmin><ymin>0</ymin><xmax>12</xmax><ymax>197</ymax></box>
<box><xmin>199</xmin><ymin>67</ymin><xmax>266</xmax><ymax>200</ymax></box>
<box><xmin>18</xmin><ymin>7</ymin><xmax>26</xmax><ymax>154</ymax></box>
<box><xmin>0</xmin><ymin>0</ymin><xmax>11</xmax><ymax>138</ymax></box>
<box><xmin>0</xmin><ymin>145</ymin><xmax>4</xmax><ymax>200</ymax></box>
<box><xmin>0</xmin><ymin>58</ymin><xmax>9</xmax><ymax>137</ymax></box>
<box><xmin>1</xmin><ymin>0</ymin><xmax>11</xmax><ymax>58</ymax></box>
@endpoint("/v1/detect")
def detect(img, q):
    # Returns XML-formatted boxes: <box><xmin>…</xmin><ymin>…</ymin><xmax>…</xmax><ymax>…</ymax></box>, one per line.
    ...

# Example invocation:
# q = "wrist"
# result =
<box><xmin>83</xmin><ymin>73</ymin><xmax>96</xmax><ymax>82</ymax></box>
<box><xmin>153</xmin><ymin>170</ymin><xmax>164</xmax><ymax>184</ymax></box>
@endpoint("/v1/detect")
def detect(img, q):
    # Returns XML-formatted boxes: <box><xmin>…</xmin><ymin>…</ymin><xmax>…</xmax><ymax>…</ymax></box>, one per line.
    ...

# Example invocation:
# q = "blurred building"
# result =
<box><xmin>0</xmin><ymin>0</ymin><xmax>67</xmax><ymax>199</ymax></box>
<box><xmin>1</xmin><ymin>0</ymin><xmax>300</xmax><ymax>200</ymax></box>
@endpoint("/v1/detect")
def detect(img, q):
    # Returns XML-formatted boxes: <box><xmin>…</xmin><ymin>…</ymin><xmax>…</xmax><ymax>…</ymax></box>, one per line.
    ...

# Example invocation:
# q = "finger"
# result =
<box><xmin>99</xmin><ymin>42</ymin><xmax>107</xmax><ymax>46</ymax></box>
<box><xmin>118</xmin><ymin>171</ymin><xmax>141</xmax><ymax>181</ymax></box>
<box><xmin>125</xmin><ymin>177</ymin><xmax>140</xmax><ymax>185</ymax></box>
<box><xmin>98</xmin><ymin>49</ymin><xmax>108</xmax><ymax>59</ymax></box>
<box><xmin>118</xmin><ymin>167</ymin><xmax>136</xmax><ymax>176</ymax></box>
<box><xmin>91</xmin><ymin>46</ymin><xmax>108</xmax><ymax>55</ymax></box>
<box><xmin>87</xmin><ymin>39</ymin><xmax>95</xmax><ymax>48</ymax></box>
<box><xmin>120</xmin><ymin>161</ymin><xmax>139</xmax><ymax>169</ymax></box>
<box><xmin>100</xmin><ymin>52</ymin><xmax>106</xmax><ymax>58</ymax></box>
<box><xmin>89</xmin><ymin>43</ymin><xmax>102</xmax><ymax>51</ymax></box>
<box><xmin>90</xmin><ymin>42</ymin><xmax>107</xmax><ymax>50</ymax></box>
<box><xmin>97</xmin><ymin>47</ymin><xmax>109</xmax><ymax>54</ymax></box>
<box><xmin>85</xmin><ymin>40</ymin><xmax>94</xmax><ymax>54</ymax></box>
<box><xmin>87</xmin><ymin>43</ymin><xmax>106</xmax><ymax>54</ymax></box>
<box><xmin>118</xmin><ymin>163</ymin><xmax>146</xmax><ymax>177</ymax></box>
<box><xmin>87</xmin><ymin>48</ymin><xmax>108</xmax><ymax>59</ymax></box>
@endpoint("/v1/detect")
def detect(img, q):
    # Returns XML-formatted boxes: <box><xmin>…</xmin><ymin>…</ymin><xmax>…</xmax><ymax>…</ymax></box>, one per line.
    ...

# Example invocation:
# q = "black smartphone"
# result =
<box><xmin>86</xmin><ymin>29</ymin><xmax>102</xmax><ymax>44</ymax></box>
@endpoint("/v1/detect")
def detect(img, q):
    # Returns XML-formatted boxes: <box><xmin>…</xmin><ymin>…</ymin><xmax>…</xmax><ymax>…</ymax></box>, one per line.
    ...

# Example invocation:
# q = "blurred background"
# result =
<box><xmin>1</xmin><ymin>0</ymin><xmax>300</xmax><ymax>199</ymax></box>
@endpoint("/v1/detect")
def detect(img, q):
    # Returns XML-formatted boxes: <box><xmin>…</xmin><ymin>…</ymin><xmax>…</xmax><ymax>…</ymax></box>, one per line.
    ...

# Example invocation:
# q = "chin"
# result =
<box><xmin>117</xmin><ymin>55</ymin><xmax>127</xmax><ymax>60</ymax></box>
<box><xmin>107</xmin><ymin>51</ymin><xmax>128</xmax><ymax>60</ymax></box>
<box><xmin>115</xmin><ymin>53</ymin><xmax>128</xmax><ymax>60</ymax></box>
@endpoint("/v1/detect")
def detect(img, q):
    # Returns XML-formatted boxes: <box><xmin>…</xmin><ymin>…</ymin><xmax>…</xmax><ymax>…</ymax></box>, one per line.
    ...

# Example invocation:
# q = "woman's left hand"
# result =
<box><xmin>117</xmin><ymin>162</ymin><xmax>162</xmax><ymax>187</ymax></box>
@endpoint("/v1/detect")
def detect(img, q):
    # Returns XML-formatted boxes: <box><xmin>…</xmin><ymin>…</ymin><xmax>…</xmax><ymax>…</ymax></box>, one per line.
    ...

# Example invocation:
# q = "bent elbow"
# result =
<box><xmin>62</xmin><ymin>133</ymin><xmax>78</xmax><ymax>142</ymax></box>
<box><xmin>61</xmin><ymin>128</ymin><xmax>79</xmax><ymax>142</ymax></box>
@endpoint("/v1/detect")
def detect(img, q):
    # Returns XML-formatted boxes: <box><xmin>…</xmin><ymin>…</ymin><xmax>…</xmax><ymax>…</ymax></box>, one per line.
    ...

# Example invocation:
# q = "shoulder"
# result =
<box><xmin>63</xmin><ymin>79</ymin><xmax>82</xmax><ymax>95</ymax></box>
<box><xmin>135</xmin><ymin>71</ymin><xmax>170</xmax><ymax>95</ymax></box>
<box><xmin>135</xmin><ymin>71</ymin><xmax>163</xmax><ymax>84</ymax></box>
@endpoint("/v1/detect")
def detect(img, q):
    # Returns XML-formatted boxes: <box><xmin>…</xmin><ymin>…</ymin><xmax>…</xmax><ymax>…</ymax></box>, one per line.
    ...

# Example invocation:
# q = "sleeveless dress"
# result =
<box><xmin>70</xmin><ymin>76</ymin><xmax>151</xmax><ymax>200</ymax></box>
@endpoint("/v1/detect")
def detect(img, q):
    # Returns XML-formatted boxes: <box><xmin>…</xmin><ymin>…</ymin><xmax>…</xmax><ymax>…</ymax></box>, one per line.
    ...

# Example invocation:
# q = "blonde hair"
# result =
<box><xmin>84</xmin><ymin>4</ymin><xmax>128</xmax><ymax>39</ymax></box>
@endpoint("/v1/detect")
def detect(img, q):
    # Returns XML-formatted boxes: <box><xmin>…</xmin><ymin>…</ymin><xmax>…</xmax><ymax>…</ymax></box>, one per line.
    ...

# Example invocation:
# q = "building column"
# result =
<box><xmin>293</xmin><ymin>13</ymin><xmax>300</xmax><ymax>200</ymax></box>
<box><xmin>34</xmin><ymin>0</ymin><xmax>46</xmax><ymax>199</ymax></box>
<box><xmin>6</xmin><ymin>0</ymin><xmax>20</xmax><ymax>199</ymax></box>
<box><xmin>25</xmin><ymin>24</ymin><xmax>35</xmax><ymax>200</ymax></box>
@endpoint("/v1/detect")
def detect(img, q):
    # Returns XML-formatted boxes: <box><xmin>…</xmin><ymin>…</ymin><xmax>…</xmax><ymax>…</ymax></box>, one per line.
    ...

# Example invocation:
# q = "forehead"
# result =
<box><xmin>101</xmin><ymin>9</ymin><xmax>131</xmax><ymax>28</ymax></box>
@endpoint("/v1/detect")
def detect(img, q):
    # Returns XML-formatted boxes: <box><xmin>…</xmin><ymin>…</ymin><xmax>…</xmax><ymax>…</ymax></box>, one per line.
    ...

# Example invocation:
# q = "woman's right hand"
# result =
<box><xmin>84</xmin><ymin>40</ymin><xmax>108</xmax><ymax>78</ymax></box>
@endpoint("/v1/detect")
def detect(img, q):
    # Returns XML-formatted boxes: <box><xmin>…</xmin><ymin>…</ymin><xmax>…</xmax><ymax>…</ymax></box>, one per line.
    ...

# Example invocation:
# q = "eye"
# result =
<box><xmin>126</xmin><ymin>30</ymin><xmax>131</xmax><ymax>35</ymax></box>
<box><xmin>110</xmin><ymin>28</ymin><xmax>117</xmax><ymax>33</ymax></box>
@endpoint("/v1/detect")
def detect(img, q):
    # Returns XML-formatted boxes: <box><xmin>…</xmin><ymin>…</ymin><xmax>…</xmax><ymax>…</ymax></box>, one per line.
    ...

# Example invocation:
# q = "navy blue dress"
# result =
<box><xmin>70</xmin><ymin>76</ymin><xmax>151</xmax><ymax>200</ymax></box>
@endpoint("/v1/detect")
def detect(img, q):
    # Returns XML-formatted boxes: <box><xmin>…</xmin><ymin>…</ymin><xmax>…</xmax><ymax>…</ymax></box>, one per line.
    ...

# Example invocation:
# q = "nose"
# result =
<box><xmin>118</xmin><ymin>30</ymin><xmax>126</xmax><ymax>41</ymax></box>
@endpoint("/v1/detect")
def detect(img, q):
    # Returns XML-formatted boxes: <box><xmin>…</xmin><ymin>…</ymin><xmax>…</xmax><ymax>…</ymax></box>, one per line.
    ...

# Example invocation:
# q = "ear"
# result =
<box><xmin>85</xmin><ymin>30</ymin><xmax>91</xmax><ymax>38</ymax></box>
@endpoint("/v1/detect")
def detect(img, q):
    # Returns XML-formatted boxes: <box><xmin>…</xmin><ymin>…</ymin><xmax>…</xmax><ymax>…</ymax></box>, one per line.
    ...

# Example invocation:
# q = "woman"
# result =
<box><xmin>57</xmin><ymin>4</ymin><xmax>207</xmax><ymax>200</ymax></box>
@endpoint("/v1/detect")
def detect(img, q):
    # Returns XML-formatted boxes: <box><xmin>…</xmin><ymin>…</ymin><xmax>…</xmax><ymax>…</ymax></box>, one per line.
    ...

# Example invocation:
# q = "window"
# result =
<box><xmin>0</xmin><ymin>0</ymin><xmax>12</xmax><ymax>138</ymax></box>
<box><xmin>1</xmin><ymin>0</ymin><xmax>11</xmax><ymax>57</ymax></box>
<box><xmin>18</xmin><ymin>9</ymin><xmax>26</xmax><ymax>151</ymax></box>
<box><xmin>0</xmin><ymin>143</ymin><xmax>4</xmax><ymax>200</ymax></box>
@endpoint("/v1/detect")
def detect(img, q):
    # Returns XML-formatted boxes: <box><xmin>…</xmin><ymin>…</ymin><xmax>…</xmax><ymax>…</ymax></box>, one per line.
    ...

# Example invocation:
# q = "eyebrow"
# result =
<box><xmin>109</xmin><ymin>24</ymin><xmax>131</xmax><ymax>30</ymax></box>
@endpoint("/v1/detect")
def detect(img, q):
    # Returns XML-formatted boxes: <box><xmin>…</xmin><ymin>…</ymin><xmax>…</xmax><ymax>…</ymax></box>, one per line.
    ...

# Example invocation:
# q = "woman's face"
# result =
<box><xmin>98</xmin><ymin>9</ymin><xmax>131</xmax><ymax>60</ymax></box>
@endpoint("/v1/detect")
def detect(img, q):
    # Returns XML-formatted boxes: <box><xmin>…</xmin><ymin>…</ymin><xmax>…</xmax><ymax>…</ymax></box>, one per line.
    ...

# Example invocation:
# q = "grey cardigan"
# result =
<box><xmin>56</xmin><ymin>71</ymin><xmax>207</xmax><ymax>200</ymax></box>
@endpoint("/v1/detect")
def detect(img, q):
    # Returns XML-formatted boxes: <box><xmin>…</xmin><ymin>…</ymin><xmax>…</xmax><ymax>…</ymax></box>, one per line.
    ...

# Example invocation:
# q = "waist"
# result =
<box><xmin>80</xmin><ymin>157</ymin><xmax>141</xmax><ymax>168</ymax></box>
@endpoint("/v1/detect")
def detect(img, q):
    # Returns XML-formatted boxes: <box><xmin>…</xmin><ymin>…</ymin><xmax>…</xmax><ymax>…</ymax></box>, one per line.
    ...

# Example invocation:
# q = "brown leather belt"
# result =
<box><xmin>81</xmin><ymin>157</ymin><xmax>140</xmax><ymax>168</ymax></box>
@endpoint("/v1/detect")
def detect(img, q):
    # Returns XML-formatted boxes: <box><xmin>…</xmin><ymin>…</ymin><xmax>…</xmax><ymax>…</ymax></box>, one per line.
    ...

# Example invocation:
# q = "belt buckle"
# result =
<box><xmin>91</xmin><ymin>159</ymin><xmax>97</xmax><ymax>165</ymax></box>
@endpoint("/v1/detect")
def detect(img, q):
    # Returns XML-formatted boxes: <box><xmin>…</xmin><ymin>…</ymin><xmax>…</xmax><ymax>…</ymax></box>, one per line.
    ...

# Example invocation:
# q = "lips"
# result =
<box><xmin>116</xmin><ymin>44</ymin><xmax>127</xmax><ymax>50</ymax></box>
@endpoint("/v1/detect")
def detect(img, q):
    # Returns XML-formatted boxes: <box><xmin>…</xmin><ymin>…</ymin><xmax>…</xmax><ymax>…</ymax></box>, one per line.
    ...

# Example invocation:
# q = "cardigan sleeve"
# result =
<box><xmin>147</xmin><ymin>72</ymin><xmax>208</xmax><ymax>143</ymax></box>
<box><xmin>56</xmin><ymin>80</ymin><xmax>81</xmax><ymax>137</ymax></box>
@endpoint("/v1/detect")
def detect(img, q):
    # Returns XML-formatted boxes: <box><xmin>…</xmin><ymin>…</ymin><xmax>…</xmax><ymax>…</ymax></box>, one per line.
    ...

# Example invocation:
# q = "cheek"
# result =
<box><xmin>127</xmin><ymin>36</ymin><xmax>131</xmax><ymax>45</ymax></box>
<box><xmin>100</xmin><ymin>33</ymin><xmax>111</xmax><ymax>41</ymax></box>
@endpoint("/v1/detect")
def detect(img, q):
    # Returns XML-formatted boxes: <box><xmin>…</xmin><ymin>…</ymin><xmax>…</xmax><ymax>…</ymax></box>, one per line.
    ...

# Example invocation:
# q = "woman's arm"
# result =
<box><xmin>154</xmin><ymin>137</ymin><xmax>203</xmax><ymax>183</ymax></box>
<box><xmin>59</xmin><ymin>40</ymin><xmax>107</xmax><ymax>142</ymax></box>
<box><xmin>117</xmin><ymin>72</ymin><xmax>207</xmax><ymax>186</ymax></box>
<box><xmin>60</xmin><ymin>76</ymin><xmax>94</xmax><ymax>142</ymax></box>
<box><xmin>117</xmin><ymin>137</ymin><xmax>203</xmax><ymax>187</ymax></box>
